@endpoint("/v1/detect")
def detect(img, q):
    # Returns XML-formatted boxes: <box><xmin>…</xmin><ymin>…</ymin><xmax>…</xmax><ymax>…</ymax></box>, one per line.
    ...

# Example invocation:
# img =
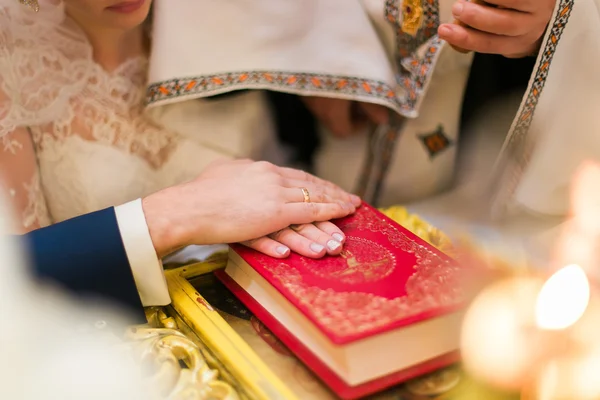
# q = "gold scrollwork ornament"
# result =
<box><xmin>125</xmin><ymin>327</ymin><xmax>239</xmax><ymax>400</ymax></box>
<box><xmin>401</xmin><ymin>0</ymin><xmax>424</xmax><ymax>36</ymax></box>
<box><xmin>18</xmin><ymin>0</ymin><xmax>39</xmax><ymax>12</ymax></box>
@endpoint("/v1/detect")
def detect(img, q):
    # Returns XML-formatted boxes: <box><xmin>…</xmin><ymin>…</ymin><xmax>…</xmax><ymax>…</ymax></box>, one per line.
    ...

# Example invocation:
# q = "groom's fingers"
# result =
<box><xmin>240</xmin><ymin>236</ymin><xmax>290</xmax><ymax>258</ymax></box>
<box><xmin>281</xmin><ymin>186</ymin><xmax>333</xmax><ymax>205</ymax></box>
<box><xmin>285</xmin><ymin>202</ymin><xmax>353</xmax><ymax>225</ymax></box>
<box><xmin>275</xmin><ymin>166</ymin><xmax>361</xmax><ymax>207</ymax></box>
<box><xmin>281</xmin><ymin>180</ymin><xmax>359</xmax><ymax>207</ymax></box>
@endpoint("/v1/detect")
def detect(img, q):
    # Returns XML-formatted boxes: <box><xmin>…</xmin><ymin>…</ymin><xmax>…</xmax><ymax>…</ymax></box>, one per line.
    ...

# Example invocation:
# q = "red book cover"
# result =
<box><xmin>216</xmin><ymin>270</ymin><xmax>461</xmax><ymax>399</ymax></box>
<box><xmin>228</xmin><ymin>203</ymin><xmax>465</xmax><ymax>345</ymax></box>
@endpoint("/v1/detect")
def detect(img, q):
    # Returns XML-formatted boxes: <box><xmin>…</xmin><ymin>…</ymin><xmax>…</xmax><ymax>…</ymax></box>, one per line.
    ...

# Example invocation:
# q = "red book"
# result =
<box><xmin>217</xmin><ymin>203</ymin><xmax>466</xmax><ymax>399</ymax></box>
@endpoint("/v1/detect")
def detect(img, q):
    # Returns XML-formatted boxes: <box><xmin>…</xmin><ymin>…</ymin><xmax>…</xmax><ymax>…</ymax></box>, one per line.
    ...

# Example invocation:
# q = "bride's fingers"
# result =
<box><xmin>241</xmin><ymin>224</ymin><xmax>344</xmax><ymax>258</ymax></box>
<box><xmin>269</xmin><ymin>227</ymin><xmax>328</xmax><ymax>258</ymax></box>
<box><xmin>290</xmin><ymin>223</ymin><xmax>344</xmax><ymax>255</ymax></box>
<box><xmin>239</xmin><ymin>236</ymin><xmax>290</xmax><ymax>258</ymax></box>
<box><xmin>313</xmin><ymin>221</ymin><xmax>345</xmax><ymax>244</ymax></box>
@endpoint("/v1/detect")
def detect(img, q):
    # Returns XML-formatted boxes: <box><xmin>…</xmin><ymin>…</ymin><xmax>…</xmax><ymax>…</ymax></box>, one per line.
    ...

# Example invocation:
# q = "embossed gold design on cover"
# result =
<box><xmin>124</xmin><ymin>325</ymin><xmax>239</xmax><ymax>400</ymax></box>
<box><xmin>301</xmin><ymin>236</ymin><xmax>397</xmax><ymax>284</ymax></box>
<box><xmin>401</xmin><ymin>0</ymin><xmax>424</xmax><ymax>36</ymax></box>
<box><xmin>258</xmin><ymin>206</ymin><xmax>462</xmax><ymax>338</ymax></box>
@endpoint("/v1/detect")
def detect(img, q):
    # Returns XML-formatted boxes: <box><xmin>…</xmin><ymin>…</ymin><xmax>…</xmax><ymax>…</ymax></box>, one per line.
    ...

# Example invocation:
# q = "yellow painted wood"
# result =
<box><xmin>166</xmin><ymin>268</ymin><xmax>298</xmax><ymax>400</ymax></box>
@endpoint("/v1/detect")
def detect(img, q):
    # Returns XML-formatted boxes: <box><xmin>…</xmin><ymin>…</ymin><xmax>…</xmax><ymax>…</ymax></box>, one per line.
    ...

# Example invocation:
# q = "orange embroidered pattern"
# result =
<box><xmin>146</xmin><ymin>2</ymin><xmax>443</xmax><ymax>116</ymax></box>
<box><xmin>353</xmin><ymin>0</ymin><xmax>445</xmax><ymax>205</ymax></box>
<box><xmin>385</xmin><ymin>0</ymin><xmax>443</xmax><ymax>111</ymax></box>
<box><xmin>386</xmin><ymin>0</ymin><xmax>440</xmax><ymax>59</ymax></box>
<box><xmin>147</xmin><ymin>71</ymin><xmax>409</xmax><ymax>114</ymax></box>
<box><xmin>419</xmin><ymin>125</ymin><xmax>451</xmax><ymax>158</ymax></box>
<box><xmin>145</xmin><ymin>2</ymin><xmax>446</xmax><ymax>207</ymax></box>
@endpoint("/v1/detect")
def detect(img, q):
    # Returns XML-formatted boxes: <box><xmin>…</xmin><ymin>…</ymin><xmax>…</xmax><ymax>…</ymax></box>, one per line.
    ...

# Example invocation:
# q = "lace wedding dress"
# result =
<box><xmin>0</xmin><ymin>1</ymin><xmax>275</xmax><ymax>233</ymax></box>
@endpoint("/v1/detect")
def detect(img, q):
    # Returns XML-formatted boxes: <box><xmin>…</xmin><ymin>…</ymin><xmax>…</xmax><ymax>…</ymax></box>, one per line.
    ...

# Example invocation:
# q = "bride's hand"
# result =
<box><xmin>142</xmin><ymin>159</ymin><xmax>360</xmax><ymax>257</ymax></box>
<box><xmin>241</xmin><ymin>221</ymin><xmax>345</xmax><ymax>259</ymax></box>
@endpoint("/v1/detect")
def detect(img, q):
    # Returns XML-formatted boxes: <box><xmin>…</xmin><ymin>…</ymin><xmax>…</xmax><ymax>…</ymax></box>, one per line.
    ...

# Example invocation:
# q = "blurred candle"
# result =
<box><xmin>461</xmin><ymin>275</ymin><xmax>544</xmax><ymax>391</ymax></box>
<box><xmin>555</xmin><ymin>162</ymin><xmax>600</xmax><ymax>279</ymax></box>
<box><xmin>527</xmin><ymin>266</ymin><xmax>600</xmax><ymax>400</ymax></box>
<box><xmin>461</xmin><ymin>263</ymin><xmax>590</xmax><ymax>392</ymax></box>
<box><xmin>529</xmin><ymin>348</ymin><xmax>600</xmax><ymax>400</ymax></box>
<box><xmin>534</xmin><ymin>264</ymin><xmax>590</xmax><ymax>331</ymax></box>
<box><xmin>462</xmin><ymin>161</ymin><xmax>600</xmax><ymax>393</ymax></box>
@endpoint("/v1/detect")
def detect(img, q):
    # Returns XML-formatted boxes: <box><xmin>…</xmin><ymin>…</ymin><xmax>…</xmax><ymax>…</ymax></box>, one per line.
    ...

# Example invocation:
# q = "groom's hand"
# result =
<box><xmin>141</xmin><ymin>159</ymin><xmax>361</xmax><ymax>258</ymax></box>
<box><xmin>439</xmin><ymin>0</ymin><xmax>556</xmax><ymax>58</ymax></box>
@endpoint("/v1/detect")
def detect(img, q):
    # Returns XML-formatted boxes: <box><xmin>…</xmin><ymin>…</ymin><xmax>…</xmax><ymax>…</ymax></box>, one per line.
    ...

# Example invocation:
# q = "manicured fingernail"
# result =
<box><xmin>327</xmin><ymin>240</ymin><xmax>341</xmax><ymax>251</ymax></box>
<box><xmin>310</xmin><ymin>243</ymin><xmax>325</xmax><ymax>253</ymax></box>
<box><xmin>332</xmin><ymin>233</ymin><xmax>344</xmax><ymax>243</ymax></box>
<box><xmin>452</xmin><ymin>2</ymin><xmax>463</xmax><ymax>17</ymax></box>
<box><xmin>438</xmin><ymin>25</ymin><xmax>455</xmax><ymax>37</ymax></box>
<box><xmin>276</xmin><ymin>245</ymin><xmax>290</xmax><ymax>256</ymax></box>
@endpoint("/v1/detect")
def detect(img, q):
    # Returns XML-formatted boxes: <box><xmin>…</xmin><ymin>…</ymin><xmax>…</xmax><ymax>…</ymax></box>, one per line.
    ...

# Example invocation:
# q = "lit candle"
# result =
<box><xmin>462</xmin><ymin>162</ymin><xmax>600</xmax><ymax>393</ymax></box>
<box><xmin>461</xmin><ymin>264</ymin><xmax>591</xmax><ymax>392</ymax></box>
<box><xmin>525</xmin><ymin>162</ymin><xmax>600</xmax><ymax>399</ymax></box>
<box><xmin>527</xmin><ymin>268</ymin><xmax>600</xmax><ymax>400</ymax></box>
<box><xmin>461</xmin><ymin>274</ymin><xmax>543</xmax><ymax>391</ymax></box>
<box><xmin>527</xmin><ymin>348</ymin><xmax>600</xmax><ymax>400</ymax></box>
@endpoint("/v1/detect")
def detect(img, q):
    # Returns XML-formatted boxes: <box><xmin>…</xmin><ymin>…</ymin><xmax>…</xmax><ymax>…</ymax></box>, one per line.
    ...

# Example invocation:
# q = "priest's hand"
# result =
<box><xmin>438</xmin><ymin>0</ymin><xmax>556</xmax><ymax>58</ymax></box>
<box><xmin>301</xmin><ymin>96</ymin><xmax>389</xmax><ymax>138</ymax></box>
<box><xmin>142</xmin><ymin>159</ymin><xmax>360</xmax><ymax>258</ymax></box>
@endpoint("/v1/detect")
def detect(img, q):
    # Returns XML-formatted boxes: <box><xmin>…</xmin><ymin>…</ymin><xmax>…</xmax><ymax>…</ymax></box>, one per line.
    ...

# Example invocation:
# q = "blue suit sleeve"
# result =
<box><xmin>20</xmin><ymin>208</ymin><xmax>146</xmax><ymax>323</ymax></box>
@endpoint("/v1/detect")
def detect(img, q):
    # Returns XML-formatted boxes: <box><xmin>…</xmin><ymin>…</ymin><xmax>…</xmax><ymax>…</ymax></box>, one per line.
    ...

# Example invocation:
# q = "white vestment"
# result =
<box><xmin>492</xmin><ymin>0</ymin><xmax>595</xmax><ymax>218</ymax></box>
<box><xmin>148</xmin><ymin>0</ymin><xmax>473</xmax><ymax>206</ymax></box>
<box><xmin>152</xmin><ymin>0</ymin><xmax>595</xmax><ymax>250</ymax></box>
<box><xmin>410</xmin><ymin>0</ymin><xmax>594</xmax><ymax>251</ymax></box>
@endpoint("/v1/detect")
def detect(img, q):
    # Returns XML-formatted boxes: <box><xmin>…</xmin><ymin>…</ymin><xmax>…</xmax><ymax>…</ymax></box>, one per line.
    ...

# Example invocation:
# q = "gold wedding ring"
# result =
<box><xmin>300</xmin><ymin>187</ymin><xmax>311</xmax><ymax>203</ymax></box>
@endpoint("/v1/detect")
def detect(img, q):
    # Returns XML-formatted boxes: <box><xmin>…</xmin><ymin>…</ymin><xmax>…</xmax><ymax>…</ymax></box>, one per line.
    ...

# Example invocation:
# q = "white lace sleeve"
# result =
<box><xmin>0</xmin><ymin>128</ymin><xmax>50</xmax><ymax>233</ymax></box>
<box><xmin>0</xmin><ymin>1</ymin><xmax>91</xmax><ymax>134</ymax></box>
<box><xmin>0</xmin><ymin>1</ymin><xmax>87</xmax><ymax>232</ymax></box>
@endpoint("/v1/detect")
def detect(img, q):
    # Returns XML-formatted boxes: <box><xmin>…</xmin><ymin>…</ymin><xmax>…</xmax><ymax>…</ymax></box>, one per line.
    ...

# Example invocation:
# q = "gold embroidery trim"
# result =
<box><xmin>401</xmin><ymin>0</ymin><xmax>424</xmax><ymax>36</ymax></box>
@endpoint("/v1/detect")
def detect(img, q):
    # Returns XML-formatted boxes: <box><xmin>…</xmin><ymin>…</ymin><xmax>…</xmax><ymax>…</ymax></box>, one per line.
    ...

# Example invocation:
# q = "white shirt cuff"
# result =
<box><xmin>114</xmin><ymin>199</ymin><xmax>170</xmax><ymax>307</ymax></box>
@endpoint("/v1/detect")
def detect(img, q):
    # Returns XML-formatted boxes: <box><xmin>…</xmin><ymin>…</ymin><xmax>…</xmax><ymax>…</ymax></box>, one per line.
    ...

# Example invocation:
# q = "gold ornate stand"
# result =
<box><xmin>126</xmin><ymin>207</ymin><xmax>461</xmax><ymax>400</ymax></box>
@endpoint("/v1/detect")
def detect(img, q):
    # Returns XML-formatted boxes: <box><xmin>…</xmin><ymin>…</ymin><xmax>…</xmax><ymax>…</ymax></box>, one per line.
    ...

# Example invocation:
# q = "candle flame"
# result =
<box><xmin>535</xmin><ymin>264</ymin><xmax>590</xmax><ymax>330</ymax></box>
